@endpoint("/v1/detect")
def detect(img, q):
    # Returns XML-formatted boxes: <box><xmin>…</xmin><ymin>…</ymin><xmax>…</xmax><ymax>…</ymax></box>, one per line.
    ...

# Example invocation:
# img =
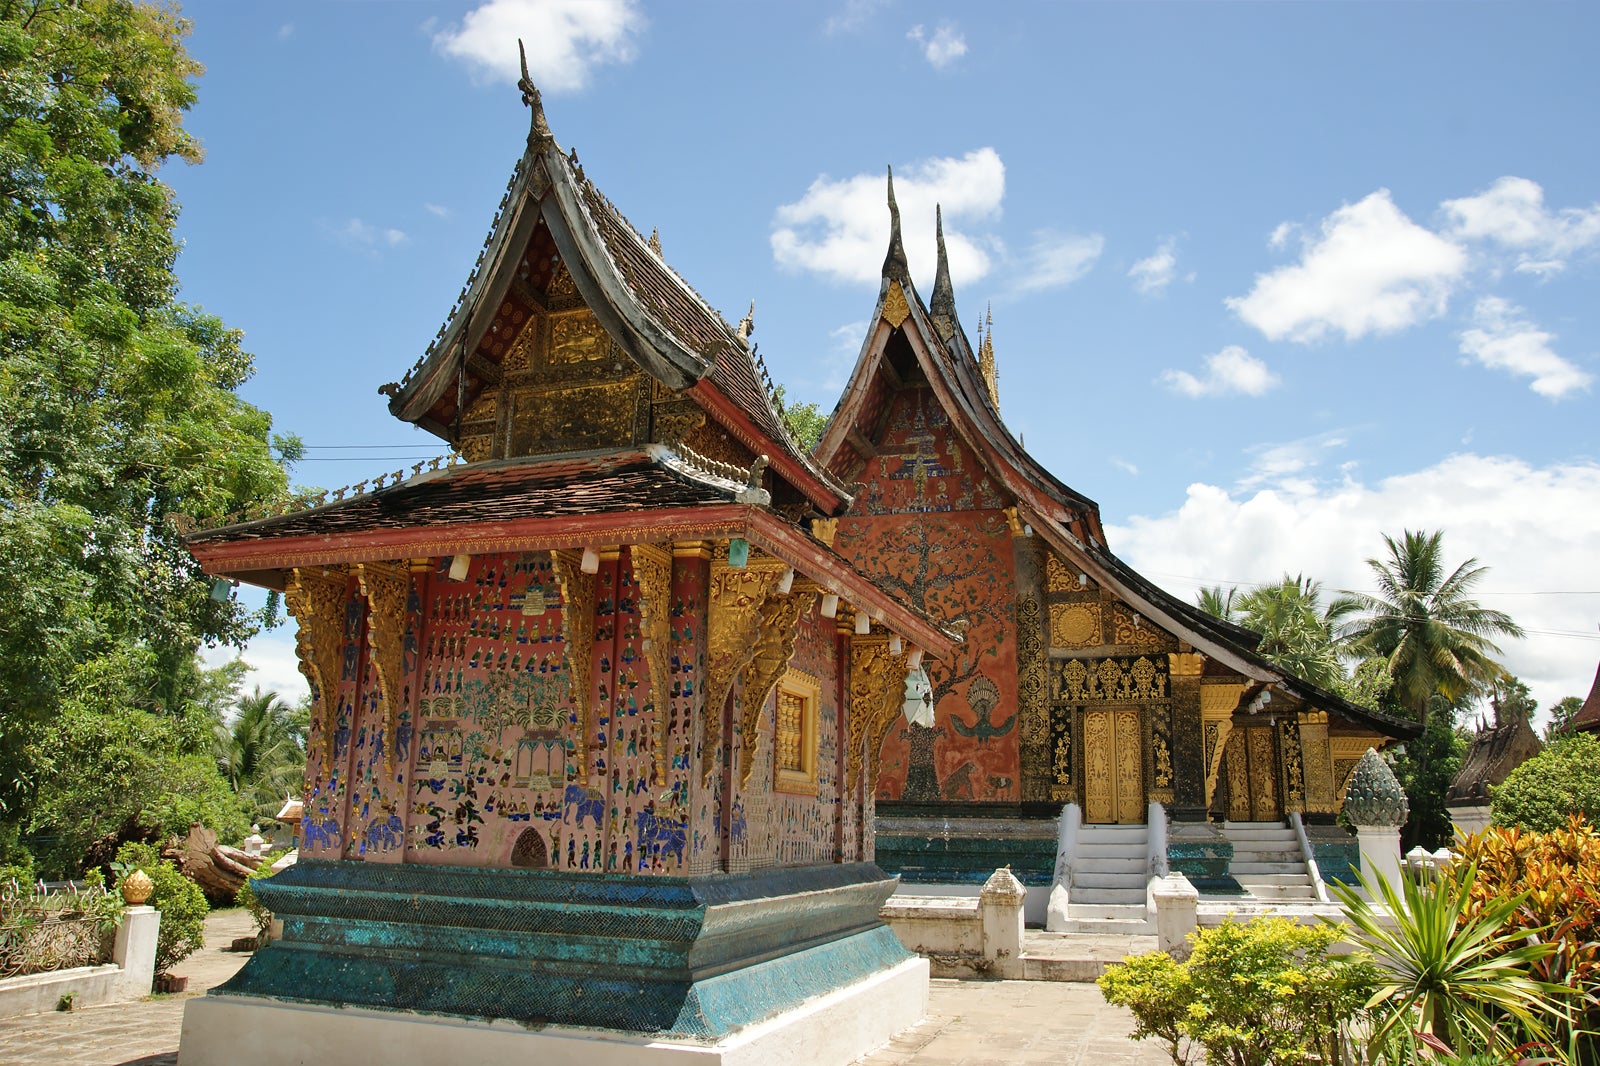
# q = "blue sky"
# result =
<box><xmin>171</xmin><ymin>1</ymin><xmax>1600</xmax><ymax>719</ymax></box>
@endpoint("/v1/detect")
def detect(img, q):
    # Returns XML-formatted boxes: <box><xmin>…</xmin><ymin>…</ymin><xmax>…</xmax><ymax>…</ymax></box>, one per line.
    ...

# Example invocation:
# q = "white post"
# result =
<box><xmin>1045</xmin><ymin>803</ymin><xmax>1080</xmax><ymax>933</ymax></box>
<box><xmin>1150</xmin><ymin>873</ymin><xmax>1198</xmax><ymax>955</ymax></box>
<box><xmin>978</xmin><ymin>867</ymin><xmax>1027</xmax><ymax>979</ymax></box>
<box><xmin>1354</xmin><ymin>825</ymin><xmax>1402</xmax><ymax>895</ymax></box>
<box><xmin>114</xmin><ymin>905</ymin><xmax>161</xmax><ymax>997</ymax></box>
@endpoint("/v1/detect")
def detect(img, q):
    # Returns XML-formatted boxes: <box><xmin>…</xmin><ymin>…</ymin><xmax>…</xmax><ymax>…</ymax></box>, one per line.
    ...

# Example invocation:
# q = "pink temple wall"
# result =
<box><xmin>835</xmin><ymin>387</ymin><xmax>1021</xmax><ymax>803</ymax></box>
<box><xmin>300</xmin><ymin>546</ymin><xmax>848</xmax><ymax>874</ymax></box>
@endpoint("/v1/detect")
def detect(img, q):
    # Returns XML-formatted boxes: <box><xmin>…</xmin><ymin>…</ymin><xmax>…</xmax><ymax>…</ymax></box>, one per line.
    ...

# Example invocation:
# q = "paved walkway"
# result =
<box><xmin>0</xmin><ymin>913</ymin><xmax>1168</xmax><ymax>1066</ymax></box>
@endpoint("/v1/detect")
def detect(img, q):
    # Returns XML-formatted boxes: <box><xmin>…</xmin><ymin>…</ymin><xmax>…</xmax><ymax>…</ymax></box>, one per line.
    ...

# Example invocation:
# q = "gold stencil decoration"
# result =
<box><xmin>882</xmin><ymin>281</ymin><xmax>910</xmax><ymax>328</ymax></box>
<box><xmin>1016</xmin><ymin>596</ymin><xmax>1049</xmax><ymax>801</ymax></box>
<box><xmin>502</xmin><ymin>317</ymin><xmax>539</xmax><ymax>371</ymax></box>
<box><xmin>848</xmin><ymin>641</ymin><xmax>910</xmax><ymax>794</ymax></box>
<box><xmin>1051</xmin><ymin>656</ymin><xmax>1169</xmax><ymax>703</ymax></box>
<box><xmin>1050</xmin><ymin>602</ymin><xmax>1100</xmax><ymax>647</ymax></box>
<box><xmin>1150</xmin><ymin>702</ymin><xmax>1174</xmax><ymax>791</ymax></box>
<box><xmin>651</xmin><ymin>401</ymin><xmax>705</xmax><ymax>445</ymax></box>
<box><xmin>464</xmin><ymin>393</ymin><xmax>497</xmax><ymax>422</ymax></box>
<box><xmin>1297</xmin><ymin>712</ymin><xmax>1337</xmax><ymax>814</ymax></box>
<box><xmin>285</xmin><ymin>568</ymin><xmax>349</xmax><ymax>767</ymax></box>
<box><xmin>1113</xmin><ymin>603</ymin><xmax>1171</xmax><ymax>648</ymax></box>
<box><xmin>459</xmin><ymin>436</ymin><xmax>492</xmax><ymax>463</ymax></box>
<box><xmin>702</xmin><ymin>559</ymin><xmax>785</xmax><ymax>784</ymax></box>
<box><xmin>1046</xmin><ymin>552</ymin><xmax>1078</xmax><ymax>592</ymax></box>
<box><xmin>548</xmin><ymin>260</ymin><xmax>578</xmax><ymax>299</ymax></box>
<box><xmin>551</xmin><ymin>549</ymin><xmax>598</xmax><ymax>784</ymax></box>
<box><xmin>356</xmin><ymin>562</ymin><xmax>411</xmax><ymax>776</ymax></box>
<box><xmin>631</xmin><ymin>544</ymin><xmax>673</xmax><ymax>785</ymax></box>
<box><xmin>1279</xmin><ymin>717</ymin><xmax>1305</xmax><ymax>812</ymax></box>
<box><xmin>737</xmin><ymin>589</ymin><xmax>816</xmax><ymax>786</ymax></box>
<box><xmin>507</xmin><ymin>377</ymin><xmax>641</xmax><ymax>456</ymax></box>
<box><xmin>549</xmin><ymin>312</ymin><xmax>612</xmax><ymax>364</ymax></box>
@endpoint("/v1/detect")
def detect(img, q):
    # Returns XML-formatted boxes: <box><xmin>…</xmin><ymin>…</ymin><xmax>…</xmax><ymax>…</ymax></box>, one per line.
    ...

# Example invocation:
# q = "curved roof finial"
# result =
<box><xmin>736</xmin><ymin>299</ymin><xmax>756</xmax><ymax>346</ymax></box>
<box><xmin>930</xmin><ymin>203</ymin><xmax>956</xmax><ymax>318</ymax></box>
<box><xmin>882</xmin><ymin>166</ymin><xmax>910</xmax><ymax>283</ymax></box>
<box><xmin>517</xmin><ymin>40</ymin><xmax>553</xmax><ymax>146</ymax></box>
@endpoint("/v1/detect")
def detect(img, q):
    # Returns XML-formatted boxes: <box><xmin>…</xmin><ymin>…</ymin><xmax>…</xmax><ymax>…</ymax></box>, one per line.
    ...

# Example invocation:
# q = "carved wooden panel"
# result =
<box><xmin>1083</xmin><ymin>709</ymin><xmax>1143</xmax><ymax>824</ymax></box>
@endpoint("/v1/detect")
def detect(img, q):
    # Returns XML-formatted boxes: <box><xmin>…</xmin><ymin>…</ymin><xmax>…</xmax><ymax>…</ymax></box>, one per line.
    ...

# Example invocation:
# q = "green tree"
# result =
<box><xmin>1544</xmin><ymin>694</ymin><xmax>1584</xmax><ymax>740</ymax></box>
<box><xmin>214</xmin><ymin>686</ymin><xmax>305</xmax><ymax>822</ymax></box>
<box><xmin>1484</xmin><ymin>675</ymin><xmax>1536</xmax><ymax>726</ymax></box>
<box><xmin>771</xmin><ymin>384</ymin><xmax>827</xmax><ymax>452</ymax></box>
<box><xmin>1491</xmin><ymin>732</ymin><xmax>1600</xmax><ymax>832</ymax></box>
<box><xmin>1195</xmin><ymin>584</ymin><xmax>1239</xmax><ymax>621</ymax></box>
<box><xmin>1344</xmin><ymin>530</ymin><xmax>1524</xmax><ymax>724</ymax></box>
<box><xmin>0</xmin><ymin>0</ymin><xmax>296</xmax><ymax>870</ymax></box>
<box><xmin>1232</xmin><ymin>574</ymin><xmax>1357</xmax><ymax>692</ymax></box>
<box><xmin>1389</xmin><ymin>696</ymin><xmax>1467</xmax><ymax>850</ymax></box>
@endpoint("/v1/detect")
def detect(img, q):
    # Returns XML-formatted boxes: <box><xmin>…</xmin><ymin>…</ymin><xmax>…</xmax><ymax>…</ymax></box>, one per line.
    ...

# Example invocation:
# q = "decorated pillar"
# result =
<box><xmin>1167</xmin><ymin>651</ymin><xmax>1207</xmax><ymax>821</ymax></box>
<box><xmin>1296</xmin><ymin>711</ymin><xmax>1339</xmax><ymax>821</ymax></box>
<box><xmin>1008</xmin><ymin>510</ymin><xmax>1051</xmax><ymax>804</ymax></box>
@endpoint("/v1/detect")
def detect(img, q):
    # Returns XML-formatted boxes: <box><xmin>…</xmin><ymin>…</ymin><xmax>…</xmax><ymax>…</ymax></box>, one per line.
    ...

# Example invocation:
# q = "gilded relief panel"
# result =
<box><xmin>833</xmin><ymin>387</ymin><xmax>1018</xmax><ymax>803</ymax></box>
<box><xmin>506</xmin><ymin>377</ymin><xmax>643</xmax><ymax>455</ymax></box>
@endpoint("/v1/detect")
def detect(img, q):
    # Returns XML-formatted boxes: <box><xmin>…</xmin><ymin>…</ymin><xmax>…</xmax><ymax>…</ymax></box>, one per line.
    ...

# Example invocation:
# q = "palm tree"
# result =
<box><xmin>214</xmin><ymin>687</ymin><xmax>304</xmax><ymax>820</ymax></box>
<box><xmin>1233</xmin><ymin>575</ymin><xmax>1358</xmax><ymax>692</ymax></box>
<box><xmin>1196</xmin><ymin>585</ymin><xmax>1240</xmax><ymax>621</ymax></box>
<box><xmin>1344</xmin><ymin>530</ymin><xmax>1524</xmax><ymax>723</ymax></box>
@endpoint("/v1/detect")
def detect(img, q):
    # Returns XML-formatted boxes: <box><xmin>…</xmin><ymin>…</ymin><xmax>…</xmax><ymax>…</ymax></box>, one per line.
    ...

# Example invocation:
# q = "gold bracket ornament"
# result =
<box><xmin>737</xmin><ymin>588</ymin><xmax>818</xmax><ymax>786</ymax></box>
<box><xmin>631</xmin><ymin>543</ymin><xmax>674</xmax><ymax>785</ymax></box>
<box><xmin>356</xmin><ymin>562</ymin><xmax>411</xmax><ymax>777</ymax></box>
<box><xmin>701</xmin><ymin>554</ymin><xmax>786</xmax><ymax>784</ymax></box>
<box><xmin>847</xmin><ymin>640</ymin><xmax>910</xmax><ymax>794</ymax></box>
<box><xmin>882</xmin><ymin>281</ymin><xmax>911</xmax><ymax>329</ymax></box>
<box><xmin>552</xmin><ymin>549</ymin><xmax>598</xmax><ymax>784</ymax></box>
<box><xmin>285</xmin><ymin>567</ymin><xmax>349</xmax><ymax>768</ymax></box>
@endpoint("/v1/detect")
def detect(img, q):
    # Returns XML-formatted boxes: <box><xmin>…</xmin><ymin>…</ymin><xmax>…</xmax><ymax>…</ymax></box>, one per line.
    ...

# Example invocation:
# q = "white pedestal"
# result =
<box><xmin>1354</xmin><ymin>825</ymin><xmax>1402</xmax><ymax>895</ymax></box>
<box><xmin>179</xmin><ymin>956</ymin><xmax>928</xmax><ymax>1066</ymax></box>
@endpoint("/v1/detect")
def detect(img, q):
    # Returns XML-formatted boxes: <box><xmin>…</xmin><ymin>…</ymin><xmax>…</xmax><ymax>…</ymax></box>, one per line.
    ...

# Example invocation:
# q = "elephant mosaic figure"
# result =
<box><xmin>564</xmin><ymin>784</ymin><xmax>604</xmax><ymax>828</ymax></box>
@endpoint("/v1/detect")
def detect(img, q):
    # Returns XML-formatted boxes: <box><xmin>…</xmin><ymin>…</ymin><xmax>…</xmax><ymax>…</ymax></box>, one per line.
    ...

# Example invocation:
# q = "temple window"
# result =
<box><xmin>774</xmin><ymin>669</ymin><xmax>821</xmax><ymax>795</ymax></box>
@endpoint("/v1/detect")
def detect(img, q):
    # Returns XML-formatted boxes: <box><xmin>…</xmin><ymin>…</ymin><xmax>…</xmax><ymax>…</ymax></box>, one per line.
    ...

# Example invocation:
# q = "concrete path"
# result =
<box><xmin>0</xmin><ymin>913</ymin><xmax>1169</xmax><ymax>1066</ymax></box>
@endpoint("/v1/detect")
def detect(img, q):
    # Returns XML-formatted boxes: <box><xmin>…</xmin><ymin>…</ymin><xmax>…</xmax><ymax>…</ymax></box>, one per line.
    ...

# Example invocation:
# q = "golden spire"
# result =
<box><xmin>978</xmin><ymin>303</ymin><xmax>999</xmax><ymax>410</ymax></box>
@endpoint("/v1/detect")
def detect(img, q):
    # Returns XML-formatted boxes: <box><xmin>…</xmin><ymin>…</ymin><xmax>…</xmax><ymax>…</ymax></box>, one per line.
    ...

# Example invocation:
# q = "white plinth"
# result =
<box><xmin>1355</xmin><ymin>825</ymin><xmax>1402</xmax><ymax>895</ymax></box>
<box><xmin>179</xmin><ymin>955</ymin><xmax>929</xmax><ymax>1066</ymax></box>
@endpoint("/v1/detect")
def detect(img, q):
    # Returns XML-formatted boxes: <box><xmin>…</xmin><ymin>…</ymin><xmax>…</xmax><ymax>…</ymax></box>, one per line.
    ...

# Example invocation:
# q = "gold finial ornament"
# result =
<box><xmin>979</xmin><ymin>304</ymin><xmax>999</xmax><ymax>410</ymax></box>
<box><xmin>120</xmin><ymin>869</ymin><xmax>154</xmax><ymax>905</ymax></box>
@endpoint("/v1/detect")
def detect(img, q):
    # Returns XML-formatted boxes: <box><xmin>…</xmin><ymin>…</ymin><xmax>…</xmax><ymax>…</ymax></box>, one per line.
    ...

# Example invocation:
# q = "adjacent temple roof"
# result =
<box><xmin>379</xmin><ymin>54</ymin><xmax>846</xmax><ymax>513</ymax></box>
<box><xmin>817</xmin><ymin>173</ymin><xmax>1419</xmax><ymax>741</ymax></box>
<box><xmin>1446</xmin><ymin>714</ymin><xmax>1543</xmax><ymax>804</ymax></box>
<box><xmin>1569</xmin><ymin>649</ymin><xmax>1600</xmax><ymax>734</ymax></box>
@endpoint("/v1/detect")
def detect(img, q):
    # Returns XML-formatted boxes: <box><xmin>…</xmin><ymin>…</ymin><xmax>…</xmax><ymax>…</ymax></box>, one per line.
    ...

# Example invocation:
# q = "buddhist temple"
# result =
<box><xmin>1567</xmin><ymin>648</ymin><xmax>1600</xmax><ymax>734</ymax></box>
<box><xmin>177</xmin><ymin>62</ymin><xmax>950</xmax><ymax>1066</ymax></box>
<box><xmin>178</xmin><ymin>52</ymin><xmax>1418</xmax><ymax>1062</ymax></box>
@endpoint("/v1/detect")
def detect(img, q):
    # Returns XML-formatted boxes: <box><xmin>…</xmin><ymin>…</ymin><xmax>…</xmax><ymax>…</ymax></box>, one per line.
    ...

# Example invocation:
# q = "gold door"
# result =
<box><xmin>1083</xmin><ymin>709</ymin><xmax>1144</xmax><ymax>823</ymax></box>
<box><xmin>1223</xmin><ymin>726</ymin><xmax>1281</xmax><ymax>822</ymax></box>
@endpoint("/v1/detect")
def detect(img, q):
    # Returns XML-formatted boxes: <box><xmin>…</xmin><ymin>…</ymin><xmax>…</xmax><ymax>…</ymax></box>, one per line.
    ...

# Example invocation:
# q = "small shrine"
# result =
<box><xmin>177</xmin><ymin>61</ymin><xmax>953</xmax><ymax>1066</ymax></box>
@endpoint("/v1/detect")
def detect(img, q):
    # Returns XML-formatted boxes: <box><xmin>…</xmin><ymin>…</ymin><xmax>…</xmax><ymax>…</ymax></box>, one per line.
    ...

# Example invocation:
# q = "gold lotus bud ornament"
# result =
<box><xmin>120</xmin><ymin>869</ymin><xmax>154</xmax><ymax>905</ymax></box>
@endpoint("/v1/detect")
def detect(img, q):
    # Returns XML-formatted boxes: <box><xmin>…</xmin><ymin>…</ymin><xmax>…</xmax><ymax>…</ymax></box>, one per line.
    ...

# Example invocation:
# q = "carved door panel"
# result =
<box><xmin>1084</xmin><ymin>709</ymin><xmax>1144</xmax><ymax>824</ymax></box>
<box><xmin>1223</xmin><ymin>726</ymin><xmax>1280</xmax><ymax>822</ymax></box>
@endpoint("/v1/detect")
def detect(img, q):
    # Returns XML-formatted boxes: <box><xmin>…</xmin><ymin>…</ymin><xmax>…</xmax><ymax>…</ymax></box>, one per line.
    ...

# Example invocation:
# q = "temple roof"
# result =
<box><xmin>1446</xmin><ymin>714</ymin><xmax>1543</xmax><ymax>804</ymax></box>
<box><xmin>380</xmin><ymin>81</ymin><xmax>846</xmax><ymax>512</ymax></box>
<box><xmin>1569</xmin><ymin>650</ymin><xmax>1600</xmax><ymax>734</ymax></box>
<box><xmin>817</xmin><ymin>179</ymin><xmax>1417</xmax><ymax>741</ymax></box>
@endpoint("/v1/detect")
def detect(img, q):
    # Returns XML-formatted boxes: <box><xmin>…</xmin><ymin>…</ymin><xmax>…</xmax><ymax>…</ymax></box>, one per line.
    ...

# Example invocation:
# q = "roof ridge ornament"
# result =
<box><xmin>979</xmin><ymin>302</ymin><xmax>999</xmax><ymax>410</ymax></box>
<box><xmin>516</xmin><ymin>40</ymin><xmax>554</xmax><ymax>147</ymax></box>
<box><xmin>930</xmin><ymin>203</ymin><xmax>956</xmax><ymax>322</ymax></box>
<box><xmin>735</xmin><ymin>300</ymin><xmax>755</xmax><ymax>346</ymax></box>
<box><xmin>882</xmin><ymin>166</ymin><xmax>911</xmax><ymax>284</ymax></box>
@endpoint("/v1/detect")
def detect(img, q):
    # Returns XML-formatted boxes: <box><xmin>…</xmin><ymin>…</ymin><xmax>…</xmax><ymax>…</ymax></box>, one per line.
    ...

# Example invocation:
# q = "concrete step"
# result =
<box><xmin>1225</xmin><ymin>821</ymin><xmax>1288</xmax><ymax>830</ymax></box>
<box><xmin>1078</xmin><ymin>829</ymin><xmax>1149</xmax><ymax>844</ymax></box>
<box><xmin>1076</xmin><ymin>842</ymin><xmax>1145</xmax><ymax>859</ymax></box>
<box><xmin>1068</xmin><ymin>887</ymin><xmax>1147</xmax><ymax>906</ymax></box>
<box><xmin>1234</xmin><ymin>873</ymin><xmax>1313</xmax><ymax>886</ymax></box>
<box><xmin>1065</xmin><ymin>902</ymin><xmax>1146</xmax><ymax>921</ymax></box>
<box><xmin>1232</xmin><ymin>847</ymin><xmax>1299</xmax><ymax>859</ymax></box>
<box><xmin>1073</xmin><ymin>871</ymin><xmax>1145</xmax><ymax>890</ymax></box>
<box><xmin>1075</xmin><ymin>856</ymin><xmax>1144</xmax><ymax>873</ymax></box>
<box><xmin>1239</xmin><ymin>885</ymin><xmax>1318</xmax><ymax>901</ymax></box>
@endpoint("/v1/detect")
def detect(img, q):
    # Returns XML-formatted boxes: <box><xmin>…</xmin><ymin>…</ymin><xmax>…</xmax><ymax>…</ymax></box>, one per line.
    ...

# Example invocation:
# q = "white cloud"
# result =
<box><xmin>1106</xmin><ymin>453</ymin><xmax>1600</xmax><ymax>716</ymax></box>
<box><xmin>771</xmin><ymin>148</ymin><xmax>1005</xmax><ymax>286</ymax></box>
<box><xmin>433</xmin><ymin>0</ymin><xmax>643</xmax><ymax>92</ymax></box>
<box><xmin>202</xmin><ymin>633</ymin><xmax>310</xmax><ymax>706</ymax></box>
<box><xmin>1458</xmin><ymin>297</ymin><xmax>1593</xmax><ymax>399</ymax></box>
<box><xmin>329</xmin><ymin>218</ymin><xmax>409</xmax><ymax>252</ymax></box>
<box><xmin>824</xmin><ymin>0</ymin><xmax>888</xmax><ymax>34</ymax></box>
<box><xmin>424</xmin><ymin>203</ymin><xmax>452</xmax><ymax>219</ymax></box>
<box><xmin>1229</xmin><ymin>190</ymin><xmax>1467</xmax><ymax>343</ymax></box>
<box><xmin>1129</xmin><ymin>238</ymin><xmax>1178</xmax><ymax>295</ymax></box>
<box><xmin>1160</xmin><ymin>345</ymin><xmax>1280</xmax><ymax>399</ymax></box>
<box><xmin>1013</xmin><ymin>231</ymin><xmax>1103</xmax><ymax>294</ymax></box>
<box><xmin>1268</xmin><ymin>222</ymin><xmax>1296</xmax><ymax>250</ymax></box>
<box><xmin>1111</xmin><ymin>457</ymin><xmax>1139</xmax><ymax>476</ymax></box>
<box><xmin>907</xmin><ymin>22</ymin><xmax>967</xmax><ymax>69</ymax></box>
<box><xmin>277</xmin><ymin>23</ymin><xmax>294</xmax><ymax>41</ymax></box>
<box><xmin>1441</xmin><ymin>176</ymin><xmax>1600</xmax><ymax>276</ymax></box>
<box><xmin>1237</xmin><ymin>428</ymin><xmax>1350</xmax><ymax>489</ymax></box>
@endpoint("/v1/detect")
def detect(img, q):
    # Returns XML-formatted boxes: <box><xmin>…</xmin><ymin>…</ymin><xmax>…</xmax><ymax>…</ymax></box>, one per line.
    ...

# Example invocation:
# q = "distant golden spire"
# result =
<box><xmin>648</xmin><ymin>227</ymin><xmax>662</xmax><ymax>256</ymax></box>
<box><xmin>978</xmin><ymin>303</ymin><xmax>999</xmax><ymax>410</ymax></box>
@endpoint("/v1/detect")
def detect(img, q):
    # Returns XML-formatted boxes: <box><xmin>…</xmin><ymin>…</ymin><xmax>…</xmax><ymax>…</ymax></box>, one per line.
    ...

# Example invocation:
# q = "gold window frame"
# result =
<box><xmin>774</xmin><ymin>669</ymin><xmax>821</xmax><ymax>796</ymax></box>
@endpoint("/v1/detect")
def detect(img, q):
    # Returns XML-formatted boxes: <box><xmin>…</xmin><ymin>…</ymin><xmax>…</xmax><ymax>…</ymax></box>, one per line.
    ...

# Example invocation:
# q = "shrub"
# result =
<box><xmin>1492</xmin><ymin>733</ymin><xmax>1600</xmax><ymax>833</ymax></box>
<box><xmin>1099</xmin><ymin>916</ymin><xmax>1377</xmax><ymax>1066</ymax></box>
<box><xmin>236</xmin><ymin>867</ymin><xmax>274</xmax><ymax>939</ymax></box>
<box><xmin>114</xmin><ymin>842</ymin><xmax>207</xmax><ymax>975</ymax></box>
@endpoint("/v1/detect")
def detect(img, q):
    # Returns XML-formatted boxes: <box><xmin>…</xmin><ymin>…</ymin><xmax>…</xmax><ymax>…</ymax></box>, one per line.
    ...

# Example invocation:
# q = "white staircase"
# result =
<box><xmin>1223</xmin><ymin>822</ymin><xmax>1316</xmax><ymax>902</ymax></box>
<box><xmin>1059</xmin><ymin>823</ymin><xmax>1152</xmax><ymax>932</ymax></box>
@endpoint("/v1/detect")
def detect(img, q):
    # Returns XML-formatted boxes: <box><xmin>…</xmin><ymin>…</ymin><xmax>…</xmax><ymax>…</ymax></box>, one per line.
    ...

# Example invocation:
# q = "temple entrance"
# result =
<box><xmin>1222</xmin><ymin>725</ymin><xmax>1281</xmax><ymax>822</ymax></box>
<box><xmin>1083</xmin><ymin>709</ymin><xmax>1144</xmax><ymax>824</ymax></box>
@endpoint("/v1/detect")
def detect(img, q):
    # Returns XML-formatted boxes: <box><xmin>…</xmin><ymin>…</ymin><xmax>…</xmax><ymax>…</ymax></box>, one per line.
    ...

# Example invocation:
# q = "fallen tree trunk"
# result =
<box><xmin>163</xmin><ymin>824</ymin><xmax>263</xmax><ymax>904</ymax></box>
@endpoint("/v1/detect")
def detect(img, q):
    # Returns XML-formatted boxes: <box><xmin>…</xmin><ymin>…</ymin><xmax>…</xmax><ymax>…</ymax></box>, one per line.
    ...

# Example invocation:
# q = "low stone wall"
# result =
<box><xmin>879</xmin><ymin>868</ymin><xmax>1026</xmax><ymax>978</ymax></box>
<box><xmin>0</xmin><ymin>906</ymin><xmax>159</xmax><ymax>1018</ymax></box>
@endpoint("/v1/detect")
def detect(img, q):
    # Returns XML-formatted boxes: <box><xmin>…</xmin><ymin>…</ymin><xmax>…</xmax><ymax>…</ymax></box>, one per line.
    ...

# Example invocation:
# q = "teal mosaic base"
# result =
<box><xmin>875</xmin><ymin>833</ymin><xmax>1054</xmax><ymax>886</ymax></box>
<box><xmin>222</xmin><ymin>860</ymin><xmax>909</xmax><ymax>1038</ymax></box>
<box><xmin>1168</xmin><ymin>839</ymin><xmax>1239</xmax><ymax>892</ymax></box>
<box><xmin>1312</xmin><ymin>841</ymin><xmax>1361</xmax><ymax>886</ymax></box>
